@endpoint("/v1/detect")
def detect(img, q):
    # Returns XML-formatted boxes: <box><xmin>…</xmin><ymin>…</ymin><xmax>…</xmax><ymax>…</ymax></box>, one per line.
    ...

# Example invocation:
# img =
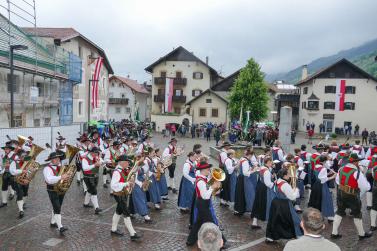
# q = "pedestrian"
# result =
<box><xmin>191</xmin><ymin>124</ymin><xmax>195</xmax><ymax>139</ymax></box>
<box><xmin>348</xmin><ymin>125</ymin><xmax>352</xmax><ymax>135</ymax></box>
<box><xmin>214</xmin><ymin>127</ymin><xmax>221</xmax><ymax>146</ymax></box>
<box><xmin>283</xmin><ymin>208</ymin><xmax>341</xmax><ymax>251</ymax></box>
<box><xmin>197</xmin><ymin>223</ymin><xmax>224</xmax><ymax>251</ymax></box>
<box><xmin>308</xmin><ymin>128</ymin><xmax>314</xmax><ymax>145</ymax></box>
<box><xmin>355</xmin><ymin>124</ymin><xmax>360</xmax><ymax>136</ymax></box>
<box><xmin>344</xmin><ymin>124</ymin><xmax>348</xmax><ymax>135</ymax></box>
<box><xmin>311</xmin><ymin>122</ymin><xmax>315</xmax><ymax>131</ymax></box>
<box><xmin>171</xmin><ymin>124</ymin><xmax>176</xmax><ymax>136</ymax></box>
<box><xmin>206</xmin><ymin>126</ymin><xmax>211</xmax><ymax>142</ymax></box>
<box><xmin>306</xmin><ymin>121</ymin><xmax>310</xmax><ymax>131</ymax></box>
<box><xmin>362</xmin><ymin>128</ymin><xmax>369</xmax><ymax>145</ymax></box>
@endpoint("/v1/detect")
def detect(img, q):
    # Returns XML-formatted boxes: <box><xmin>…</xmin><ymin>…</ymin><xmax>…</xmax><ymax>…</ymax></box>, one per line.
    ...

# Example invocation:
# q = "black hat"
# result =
<box><xmin>341</xmin><ymin>143</ymin><xmax>350</xmax><ymax>150</ymax></box>
<box><xmin>90</xmin><ymin>130</ymin><xmax>99</xmax><ymax>137</ymax></box>
<box><xmin>319</xmin><ymin>155</ymin><xmax>328</xmax><ymax>163</ymax></box>
<box><xmin>221</xmin><ymin>142</ymin><xmax>232</xmax><ymax>148</ymax></box>
<box><xmin>349</xmin><ymin>153</ymin><xmax>363</xmax><ymax>163</ymax></box>
<box><xmin>1</xmin><ymin>141</ymin><xmax>14</xmax><ymax>150</ymax></box>
<box><xmin>115</xmin><ymin>155</ymin><xmax>133</xmax><ymax>164</ymax></box>
<box><xmin>300</xmin><ymin>144</ymin><xmax>307</xmax><ymax>151</ymax></box>
<box><xmin>169</xmin><ymin>138</ymin><xmax>177</xmax><ymax>143</ymax></box>
<box><xmin>80</xmin><ymin>135</ymin><xmax>91</xmax><ymax>143</ymax></box>
<box><xmin>312</xmin><ymin>144</ymin><xmax>325</xmax><ymax>150</ymax></box>
<box><xmin>112</xmin><ymin>140</ymin><xmax>121</xmax><ymax>146</ymax></box>
<box><xmin>45</xmin><ymin>151</ymin><xmax>65</xmax><ymax>161</ymax></box>
<box><xmin>89</xmin><ymin>147</ymin><xmax>101</xmax><ymax>153</ymax></box>
<box><xmin>56</xmin><ymin>135</ymin><xmax>65</xmax><ymax>141</ymax></box>
<box><xmin>196</xmin><ymin>162</ymin><xmax>212</xmax><ymax>170</ymax></box>
<box><xmin>28</xmin><ymin>136</ymin><xmax>34</xmax><ymax>141</ymax></box>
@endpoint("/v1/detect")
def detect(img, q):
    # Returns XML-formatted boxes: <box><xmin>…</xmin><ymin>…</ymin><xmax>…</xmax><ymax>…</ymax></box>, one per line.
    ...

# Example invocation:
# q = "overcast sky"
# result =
<box><xmin>9</xmin><ymin>0</ymin><xmax>377</xmax><ymax>82</ymax></box>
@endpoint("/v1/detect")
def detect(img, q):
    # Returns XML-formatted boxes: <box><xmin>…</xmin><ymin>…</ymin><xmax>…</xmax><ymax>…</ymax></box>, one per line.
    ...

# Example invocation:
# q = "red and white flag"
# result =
<box><xmin>165</xmin><ymin>78</ymin><xmax>174</xmax><ymax>112</ymax></box>
<box><xmin>91</xmin><ymin>57</ymin><xmax>103</xmax><ymax>109</ymax></box>
<box><xmin>335</xmin><ymin>79</ymin><xmax>346</xmax><ymax>111</ymax></box>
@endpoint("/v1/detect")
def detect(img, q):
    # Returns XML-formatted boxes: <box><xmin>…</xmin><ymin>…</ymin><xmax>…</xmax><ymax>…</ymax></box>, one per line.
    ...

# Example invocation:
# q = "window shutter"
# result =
<box><xmin>192</xmin><ymin>90</ymin><xmax>195</xmax><ymax>97</ymax></box>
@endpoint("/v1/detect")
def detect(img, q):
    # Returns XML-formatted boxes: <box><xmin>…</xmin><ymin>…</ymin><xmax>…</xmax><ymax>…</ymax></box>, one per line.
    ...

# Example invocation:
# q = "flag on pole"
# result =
<box><xmin>91</xmin><ymin>57</ymin><xmax>103</xmax><ymax>109</ymax></box>
<box><xmin>165</xmin><ymin>77</ymin><xmax>174</xmax><ymax>112</ymax></box>
<box><xmin>239</xmin><ymin>104</ymin><xmax>243</xmax><ymax>129</ymax></box>
<box><xmin>335</xmin><ymin>79</ymin><xmax>346</xmax><ymax>111</ymax></box>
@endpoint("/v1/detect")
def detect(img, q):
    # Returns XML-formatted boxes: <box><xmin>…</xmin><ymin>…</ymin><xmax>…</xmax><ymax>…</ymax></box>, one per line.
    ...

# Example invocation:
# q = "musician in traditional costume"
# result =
<box><xmin>110</xmin><ymin>155</ymin><xmax>141</xmax><ymax>241</ymax></box>
<box><xmin>294</xmin><ymin>148</ymin><xmax>306</xmax><ymax>200</ymax></box>
<box><xmin>76</xmin><ymin>134</ymin><xmax>91</xmax><ymax>192</ymax></box>
<box><xmin>131</xmin><ymin>154</ymin><xmax>152</xmax><ymax>223</ymax></box>
<box><xmin>367</xmin><ymin>146</ymin><xmax>377</xmax><ymax>230</ymax></box>
<box><xmin>234</xmin><ymin>148</ymin><xmax>258</xmax><ymax>215</ymax></box>
<box><xmin>144</xmin><ymin>147</ymin><xmax>162</xmax><ymax>210</ymax></box>
<box><xmin>103</xmin><ymin>140</ymin><xmax>122</xmax><ymax>189</ymax></box>
<box><xmin>103</xmin><ymin>136</ymin><xmax>111</xmax><ymax>151</ymax></box>
<box><xmin>55</xmin><ymin>135</ymin><xmax>67</xmax><ymax>153</ymax></box>
<box><xmin>220</xmin><ymin>149</ymin><xmax>237</xmax><ymax>207</ymax></box>
<box><xmin>0</xmin><ymin>142</ymin><xmax>18</xmax><ymax>207</ymax></box>
<box><xmin>82</xmin><ymin>147</ymin><xmax>103</xmax><ymax>214</ymax></box>
<box><xmin>91</xmin><ymin>130</ymin><xmax>104</xmax><ymax>152</ymax></box>
<box><xmin>271</xmin><ymin>141</ymin><xmax>285</xmax><ymax>172</ymax></box>
<box><xmin>257</xmin><ymin>147</ymin><xmax>271</xmax><ymax>167</ymax></box>
<box><xmin>186</xmin><ymin>162</ymin><xmax>227</xmax><ymax>247</ymax></box>
<box><xmin>178</xmin><ymin>152</ymin><xmax>197</xmax><ymax>213</ymax></box>
<box><xmin>21</xmin><ymin>136</ymin><xmax>34</xmax><ymax>153</ymax></box>
<box><xmin>162</xmin><ymin>138</ymin><xmax>178</xmax><ymax>193</ymax></box>
<box><xmin>251</xmin><ymin>157</ymin><xmax>275</xmax><ymax>229</ymax></box>
<box><xmin>352</xmin><ymin>140</ymin><xmax>365</xmax><ymax>158</ymax></box>
<box><xmin>308</xmin><ymin>155</ymin><xmax>336</xmax><ymax>222</ymax></box>
<box><xmin>43</xmin><ymin>151</ymin><xmax>69</xmax><ymax>235</ymax></box>
<box><xmin>136</xmin><ymin>134</ymin><xmax>153</xmax><ymax>155</ymax></box>
<box><xmin>153</xmin><ymin>148</ymin><xmax>169</xmax><ymax>200</ymax></box>
<box><xmin>308</xmin><ymin>144</ymin><xmax>325</xmax><ymax>189</ymax></box>
<box><xmin>331</xmin><ymin>153</ymin><xmax>372</xmax><ymax>240</ymax></box>
<box><xmin>266</xmin><ymin>168</ymin><xmax>302</xmax><ymax>243</ymax></box>
<box><xmin>218</xmin><ymin>142</ymin><xmax>231</xmax><ymax>170</ymax></box>
<box><xmin>10</xmin><ymin>150</ymin><xmax>30</xmax><ymax>218</ymax></box>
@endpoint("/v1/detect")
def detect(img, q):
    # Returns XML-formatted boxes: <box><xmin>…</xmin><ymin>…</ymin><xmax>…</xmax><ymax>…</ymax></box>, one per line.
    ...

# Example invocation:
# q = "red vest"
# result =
<box><xmin>115</xmin><ymin>168</ymin><xmax>128</xmax><ymax>183</ymax></box>
<box><xmin>339</xmin><ymin>165</ymin><xmax>359</xmax><ymax>189</ymax></box>
<box><xmin>195</xmin><ymin>176</ymin><xmax>208</xmax><ymax>199</ymax></box>
<box><xmin>294</xmin><ymin>156</ymin><xmax>300</xmax><ymax>164</ymax></box>
<box><xmin>277</xmin><ymin>179</ymin><xmax>287</xmax><ymax>193</ymax></box>
<box><xmin>48</xmin><ymin>165</ymin><xmax>60</xmax><ymax>176</ymax></box>
<box><xmin>83</xmin><ymin>156</ymin><xmax>97</xmax><ymax>175</ymax></box>
<box><xmin>259</xmin><ymin>167</ymin><xmax>268</xmax><ymax>176</ymax></box>
<box><xmin>310</xmin><ymin>153</ymin><xmax>321</xmax><ymax>170</ymax></box>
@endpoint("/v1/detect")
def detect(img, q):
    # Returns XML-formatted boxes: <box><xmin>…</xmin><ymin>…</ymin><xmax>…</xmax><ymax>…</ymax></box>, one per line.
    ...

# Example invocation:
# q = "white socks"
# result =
<box><xmin>327</xmin><ymin>216</ymin><xmax>334</xmax><ymax>221</ymax></box>
<box><xmin>124</xmin><ymin>217</ymin><xmax>136</xmax><ymax>236</ymax></box>
<box><xmin>252</xmin><ymin>217</ymin><xmax>258</xmax><ymax>226</ymax></box>
<box><xmin>294</xmin><ymin>205</ymin><xmax>302</xmax><ymax>211</ymax></box>
<box><xmin>91</xmin><ymin>195</ymin><xmax>99</xmax><ymax>209</ymax></box>
<box><xmin>76</xmin><ymin>171</ymin><xmax>81</xmax><ymax>181</ymax></box>
<box><xmin>9</xmin><ymin>187</ymin><xmax>15</xmax><ymax>196</ymax></box>
<box><xmin>354</xmin><ymin>218</ymin><xmax>365</xmax><ymax>236</ymax></box>
<box><xmin>111</xmin><ymin>213</ymin><xmax>121</xmax><ymax>232</ymax></box>
<box><xmin>366</xmin><ymin>192</ymin><xmax>372</xmax><ymax>207</ymax></box>
<box><xmin>51</xmin><ymin>211</ymin><xmax>56</xmax><ymax>224</ymax></box>
<box><xmin>103</xmin><ymin>174</ymin><xmax>107</xmax><ymax>185</ymax></box>
<box><xmin>169</xmin><ymin>177</ymin><xmax>175</xmax><ymax>189</ymax></box>
<box><xmin>1</xmin><ymin>191</ymin><xmax>7</xmax><ymax>204</ymax></box>
<box><xmin>155</xmin><ymin>204</ymin><xmax>160</xmax><ymax>209</ymax></box>
<box><xmin>332</xmin><ymin>215</ymin><xmax>342</xmax><ymax>235</ymax></box>
<box><xmin>371</xmin><ymin>210</ymin><xmax>377</xmax><ymax>227</ymax></box>
<box><xmin>84</xmin><ymin>192</ymin><xmax>91</xmax><ymax>205</ymax></box>
<box><xmin>144</xmin><ymin>215</ymin><xmax>151</xmax><ymax>220</ymax></box>
<box><xmin>82</xmin><ymin>181</ymin><xmax>88</xmax><ymax>192</ymax></box>
<box><xmin>17</xmin><ymin>200</ymin><xmax>24</xmax><ymax>212</ymax></box>
<box><xmin>55</xmin><ymin>214</ymin><xmax>63</xmax><ymax>229</ymax></box>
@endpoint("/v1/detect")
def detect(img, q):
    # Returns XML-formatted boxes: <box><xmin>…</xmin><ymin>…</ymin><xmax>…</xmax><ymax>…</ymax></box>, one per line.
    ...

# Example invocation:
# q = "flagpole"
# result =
<box><xmin>88</xmin><ymin>79</ymin><xmax>99</xmax><ymax>124</ymax></box>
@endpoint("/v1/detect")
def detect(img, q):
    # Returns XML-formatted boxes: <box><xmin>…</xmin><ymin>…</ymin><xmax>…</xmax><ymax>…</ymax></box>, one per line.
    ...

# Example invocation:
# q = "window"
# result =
<box><xmin>118</xmin><ymin>83</ymin><xmax>122</xmax><ymax>87</ymax></box>
<box><xmin>344</xmin><ymin>102</ymin><xmax>355</xmax><ymax>110</ymax></box>
<box><xmin>78</xmin><ymin>46</ymin><xmax>83</xmax><ymax>58</ymax></box>
<box><xmin>121</xmin><ymin>94</ymin><xmax>125</xmax><ymax>98</ymax></box>
<box><xmin>307</xmin><ymin>101</ymin><xmax>319</xmax><ymax>110</ymax></box>
<box><xmin>78</xmin><ymin>101</ymin><xmax>83</xmax><ymax>115</ymax></box>
<box><xmin>36</xmin><ymin>82</ymin><xmax>44</xmax><ymax>97</ymax></box>
<box><xmin>211</xmin><ymin>108</ymin><xmax>218</xmax><ymax>117</ymax></box>
<box><xmin>7</xmin><ymin>74</ymin><xmax>20</xmax><ymax>93</ymax></box>
<box><xmin>174</xmin><ymin>107</ymin><xmax>181</xmax><ymax>114</ymax></box>
<box><xmin>116</xmin><ymin>107</ymin><xmax>121</xmax><ymax>113</ymax></box>
<box><xmin>126</xmin><ymin>107</ymin><xmax>131</xmax><ymax>113</ymax></box>
<box><xmin>324</xmin><ymin>86</ymin><xmax>336</xmax><ymax>93</ymax></box>
<box><xmin>34</xmin><ymin>119</ymin><xmax>40</xmax><ymax>127</ymax></box>
<box><xmin>176</xmin><ymin>71</ymin><xmax>182</xmax><ymax>78</ymax></box>
<box><xmin>14</xmin><ymin>115</ymin><xmax>22</xmax><ymax>127</ymax></box>
<box><xmin>192</xmin><ymin>89</ymin><xmax>202</xmax><ymax>97</ymax></box>
<box><xmin>160</xmin><ymin>71</ymin><xmax>166</xmax><ymax>78</ymax></box>
<box><xmin>345</xmin><ymin>86</ymin><xmax>356</xmax><ymax>94</ymax></box>
<box><xmin>111</xmin><ymin>83</ymin><xmax>115</xmax><ymax>87</ymax></box>
<box><xmin>193</xmin><ymin>72</ymin><xmax>203</xmax><ymax>79</ymax></box>
<box><xmin>301</xmin><ymin>102</ymin><xmax>306</xmax><ymax>109</ymax></box>
<box><xmin>158</xmin><ymin>89</ymin><xmax>165</xmax><ymax>95</ymax></box>
<box><xmin>199</xmin><ymin>108</ymin><xmax>206</xmax><ymax>117</ymax></box>
<box><xmin>44</xmin><ymin>118</ymin><xmax>51</xmax><ymax>126</ymax></box>
<box><xmin>303</xmin><ymin>87</ymin><xmax>308</xmax><ymax>94</ymax></box>
<box><xmin>324</xmin><ymin>101</ymin><xmax>335</xmax><ymax>109</ymax></box>
<box><xmin>206</xmin><ymin>99</ymin><xmax>212</xmax><ymax>103</ymax></box>
<box><xmin>175</xmin><ymin>89</ymin><xmax>182</xmax><ymax>96</ymax></box>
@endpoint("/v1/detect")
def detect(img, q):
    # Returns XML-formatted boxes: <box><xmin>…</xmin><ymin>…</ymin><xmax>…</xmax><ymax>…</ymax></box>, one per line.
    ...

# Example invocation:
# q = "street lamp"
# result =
<box><xmin>9</xmin><ymin>44</ymin><xmax>28</xmax><ymax>127</ymax></box>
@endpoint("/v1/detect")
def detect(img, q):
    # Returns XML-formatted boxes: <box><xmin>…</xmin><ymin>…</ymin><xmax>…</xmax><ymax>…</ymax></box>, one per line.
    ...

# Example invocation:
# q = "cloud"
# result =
<box><xmin>9</xmin><ymin>0</ymin><xmax>377</xmax><ymax>82</ymax></box>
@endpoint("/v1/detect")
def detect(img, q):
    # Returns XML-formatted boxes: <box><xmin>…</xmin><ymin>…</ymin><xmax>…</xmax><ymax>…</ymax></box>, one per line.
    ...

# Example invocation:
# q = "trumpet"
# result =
<box><xmin>207</xmin><ymin>167</ymin><xmax>226</xmax><ymax>196</ymax></box>
<box><xmin>287</xmin><ymin>163</ymin><xmax>297</xmax><ymax>189</ymax></box>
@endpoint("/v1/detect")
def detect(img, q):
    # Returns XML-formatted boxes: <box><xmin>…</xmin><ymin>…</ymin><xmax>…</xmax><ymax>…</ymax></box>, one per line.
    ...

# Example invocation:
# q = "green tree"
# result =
<box><xmin>228</xmin><ymin>58</ymin><xmax>269</xmax><ymax>123</ymax></box>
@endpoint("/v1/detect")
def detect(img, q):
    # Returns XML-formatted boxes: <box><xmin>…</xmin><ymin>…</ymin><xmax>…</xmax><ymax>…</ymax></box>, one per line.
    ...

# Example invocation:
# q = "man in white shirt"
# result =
<box><xmin>43</xmin><ymin>151</ymin><xmax>69</xmax><ymax>235</ymax></box>
<box><xmin>162</xmin><ymin>138</ymin><xmax>178</xmax><ymax>193</ymax></box>
<box><xmin>0</xmin><ymin>142</ymin><xmax>18</xmax><ymax>208</ymax></box>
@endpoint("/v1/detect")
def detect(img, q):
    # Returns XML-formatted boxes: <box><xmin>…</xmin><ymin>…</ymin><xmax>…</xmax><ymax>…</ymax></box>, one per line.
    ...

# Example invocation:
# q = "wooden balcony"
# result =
<box><xmin>109</xmin><ymin>98</ymin><xmax>129</xmax><ymax>105</ymax></box>
<box><xmin>154</xmin><ymin>77</ymin><xmax>187</xmax><ymax>86</ymax></box>
<box><xmin>154</xmin><ymin>95</ymin><xmax>186</xmax><ymax>103</ymax></box>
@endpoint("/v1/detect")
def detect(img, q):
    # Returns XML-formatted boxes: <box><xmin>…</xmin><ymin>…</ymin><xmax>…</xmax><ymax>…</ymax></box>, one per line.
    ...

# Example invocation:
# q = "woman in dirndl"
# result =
<box><xmin>178</xmin><ymin>152</ymin><xmax>197</xmax><ymax>212</ymax></box>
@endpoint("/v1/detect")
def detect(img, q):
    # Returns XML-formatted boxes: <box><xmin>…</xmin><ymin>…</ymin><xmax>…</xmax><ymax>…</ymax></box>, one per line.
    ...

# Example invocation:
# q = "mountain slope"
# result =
<box><xmin>265</xmin><ymin>38</ymin><xmax>377</xmax><ymax>83</ymax></box>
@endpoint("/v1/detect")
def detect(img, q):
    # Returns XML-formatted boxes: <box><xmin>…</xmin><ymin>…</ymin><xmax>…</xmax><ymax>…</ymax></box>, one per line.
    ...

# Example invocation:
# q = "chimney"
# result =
<box><xmin>301</xmin><ymin>65</ymin><xmax>308</xmax><ymax>80</ymax></box>
<box><xmin>205</xmin><ymin>56</ymin><xmax>209</xmax><ymax>65</ymax></box>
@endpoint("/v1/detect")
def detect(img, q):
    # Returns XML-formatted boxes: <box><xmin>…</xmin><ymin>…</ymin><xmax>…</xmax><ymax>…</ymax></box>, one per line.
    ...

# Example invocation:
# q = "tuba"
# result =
<box><xmin>16</xmin><ymin>137</ymin><xmax>45</xmax><ymax>185</ymax></box>
<box><xmin>53</xmin><ymin>144</ymin><xmax>80</xmax><ymax>195</ymax></box>
<box><xmin>207</xmin><ymin>167</ymin><xmax>226</xmax><ymax>196</ymax></box>
<box><xmin>287</xmin><ymin>163</ymin><xmax>297</xmax><ymax>189</ymax></box>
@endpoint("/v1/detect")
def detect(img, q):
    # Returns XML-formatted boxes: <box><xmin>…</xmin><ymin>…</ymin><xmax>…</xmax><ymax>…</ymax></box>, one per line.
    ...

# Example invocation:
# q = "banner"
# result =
<box><xmin>335</xmin><ymin>79</ymin><xmax>346</xmax><ymax>111</ymax></box>
<box><xmin>164</xmin><ymin>78</ymin><xmax>174</xmax><ymax>112</ymax></box>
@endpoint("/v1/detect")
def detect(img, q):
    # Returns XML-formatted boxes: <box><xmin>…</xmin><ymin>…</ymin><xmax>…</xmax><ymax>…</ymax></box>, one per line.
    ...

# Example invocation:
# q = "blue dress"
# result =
<box><xmin>178</xmin><ymin>160</ymin><xmax>196</xmax><ymax>208</ymax></box>
<box><xmin>251</xmin><ymin>168</ymin><xmax>275</xmax><ymax>221</ymax></box>
<box><xmin>131</xmin><ymin>167</ymin><xmax>149</xmax><ymax>216</ymax></box>
<box><xmin>244</xmin><ymin>170</ymin><xmax>258</xmax><ymax>212</ymax></box>
<box><xmin>146</xmin><ymin>158</ymin><xmax>161</xmax><ymax>204</ymax></box>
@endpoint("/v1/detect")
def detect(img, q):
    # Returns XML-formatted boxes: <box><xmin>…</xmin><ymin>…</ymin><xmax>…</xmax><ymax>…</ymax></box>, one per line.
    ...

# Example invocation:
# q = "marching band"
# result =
<box><xmin>0</xmin><ymin>127</ymin><xmax>376</xmax><ymax>248</ymax></box>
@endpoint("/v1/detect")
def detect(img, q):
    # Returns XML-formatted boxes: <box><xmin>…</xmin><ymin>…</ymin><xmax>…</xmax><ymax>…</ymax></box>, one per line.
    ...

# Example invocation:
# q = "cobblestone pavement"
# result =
<box><xmin>0</xmin><ymin>133</ymin><xmax>375</xmax><ymax>251</ymax></box>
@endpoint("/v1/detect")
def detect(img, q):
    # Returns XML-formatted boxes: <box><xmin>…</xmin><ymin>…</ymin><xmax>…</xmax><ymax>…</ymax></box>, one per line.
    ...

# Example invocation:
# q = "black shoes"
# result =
<box><xmin>130</xmin><ymin>233</ymin><xmax>142</xmax><ymax>241</ymax></box>
<box><xmin>103</xmin><ymin>184</ymin><xmax>108</xmax><ymax>188</ymax></box>
<box><xmin>251</xmin><ymin>225</ymin><xmax>261</xmax><ymax>230</ymax></box>
<box><xmin>168</xmin><ymin>187</ymin><xmax>172</xmax><ymax>191</ymax></box>
<box><xmin>9</xmin><ymin>194</ymin><xmax>14</xmax><ymax>200</ymax></box>
<box><xmin>0</xmin><ymin>203</ymin><xmax>7</xmax><ymax>208</ymax></box>
<box><xmin>220</xmin><ymin>202</ymin><xmax>229</xmax><ymax>207</ymax></box>
<box><xmin>359</xmin><ymin>231</ymin><xmax>372</xmax><ymax>240</ymax></box>
<box><xmin>111</xmin><ymin>230</ymin><xmax>124</xmax><ymax>236</ymax></box>
<box><xmin>330</xmin><ymin>234</ymin><xmax>342</xmax><ymax>239</ymax></box>
<box><xmin>19</xmin><ymin>211</ymin><xmax>24</xmax><ymax>219</ymax></box>
<box><xmin>366</xmin><ymin>206</ymin><xmax>372</xmax><ymax>211</ymax></box>
<box><xmin>370</xmin><ymin>226</ymin><xmax>377</xmax><ymax>231</ymax></box>
<box><xmin>83</xmin><ymin>204</ymin><xmax>93</xmax><ymax>208</ymax></box>
<box><xmin>144</xmin><ymin>218</ymin><xmax>153</xmax><ymax>224</ymax></box>
<box><xmin>95</xmin><ymin>208</ymin><xmax>103</xmax><ymax>214</ymax></box>
<box><xmin>233</xmin><ymin>211</ymin><xmax>243</xmax><ymax>216</ymax></box>
<box><xmin>59</xmin><ymin>226</ymin><xmax>68</xmax><ymax>235</ymax></box>
<box><xmin>162</xmin><ymin>197</ymin><xmax>169</xmax><ymax>201</ymax></box>
<box><xmin>221</xmin><ymin>242</ymin><xmax>230</xmax><ymax>250</ymax></box>
<box><xmin>172</xmin><ymin>188</ymin><xmax>177</xmax><ymax>194</ymax></box>
<box><xmin>50</xmin><ymin>223</ymin><xmax>58</xmax><ymax>228</ymax></box>
<box><xmin>77</xmin><ymin>180</ymin><xmax>81</xmax><ymax>185</ymax></box>
<box><xmin>180</xmin><ymin>209</ymin><xmax>189</xmax><ymax>214</ymax></box>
